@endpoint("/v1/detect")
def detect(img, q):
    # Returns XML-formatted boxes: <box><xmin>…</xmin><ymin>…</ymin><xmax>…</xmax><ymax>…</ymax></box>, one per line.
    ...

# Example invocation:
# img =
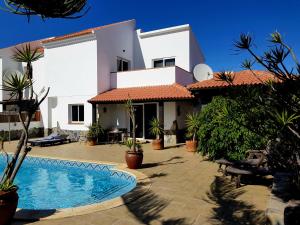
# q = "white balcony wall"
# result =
<box><xmin>111</xmin><ymin>66</ymin><xmax>193</xmax><ymax>88</ymax></box>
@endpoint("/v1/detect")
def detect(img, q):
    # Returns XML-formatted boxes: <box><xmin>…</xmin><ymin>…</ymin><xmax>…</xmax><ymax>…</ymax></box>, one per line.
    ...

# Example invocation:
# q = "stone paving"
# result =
<box><xmin>4</xmin><ymin>141</ymin><xmax>271</xmax><ymax>225</ymax></box>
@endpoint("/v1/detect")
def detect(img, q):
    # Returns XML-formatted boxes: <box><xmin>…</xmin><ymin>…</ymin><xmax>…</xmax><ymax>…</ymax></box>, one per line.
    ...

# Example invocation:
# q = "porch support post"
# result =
<box><xmin>92</xmin><ymin>104</ymin><xmax>97</xmax><ymax>123</ymax></box>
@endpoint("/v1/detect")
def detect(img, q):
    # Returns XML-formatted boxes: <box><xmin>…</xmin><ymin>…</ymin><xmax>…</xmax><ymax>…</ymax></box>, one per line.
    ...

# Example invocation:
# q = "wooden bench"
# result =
<box><xmin>225</xmin><ymin>166</ymin><xmax>254</xmax><ymax>188</ymax></box>
<box><xmin>215</xmin><ymin>159</ymin><xmax>235</xmax><ymax>175</ymax></box>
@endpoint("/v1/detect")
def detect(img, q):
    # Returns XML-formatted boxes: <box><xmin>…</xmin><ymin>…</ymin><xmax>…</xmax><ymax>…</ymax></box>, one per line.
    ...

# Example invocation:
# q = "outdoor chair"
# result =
<box><xmin>28</xmin><ymin>133</ymin><xmax>71</xmax><ymax>147</ymax></box>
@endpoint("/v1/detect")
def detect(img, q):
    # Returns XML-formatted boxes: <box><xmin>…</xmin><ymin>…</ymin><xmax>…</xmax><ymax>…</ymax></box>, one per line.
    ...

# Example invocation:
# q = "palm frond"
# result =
<box><xmin>3</xmin><ymin>0</ymin><xmax>89</xmax><ymax>19</ymax></box>
<box><xmin>12</xmin><ymin>44</ymin><xmax>43</xmax><ymax>63</ymax></box>
<box><xmin>234</xmin><ymin>33</ymin><xmax>252</xmax><ymax>50</ymax></box>
<box><xmin>2</xmin><ymin>73</ymin><xmax>31</xmax><ymax>99</ymax></box>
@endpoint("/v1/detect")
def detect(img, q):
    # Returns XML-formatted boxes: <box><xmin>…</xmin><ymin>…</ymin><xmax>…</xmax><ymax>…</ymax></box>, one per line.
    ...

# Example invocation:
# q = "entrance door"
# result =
<box><xmin>133</xmin><ymin>105</ymin><xmax>143</xmax><ymax>138</ymax></box>
<box><xmin>144</xmin><ymin>103</ymin><xmax>158</xmax><ymax>139</ymax></box>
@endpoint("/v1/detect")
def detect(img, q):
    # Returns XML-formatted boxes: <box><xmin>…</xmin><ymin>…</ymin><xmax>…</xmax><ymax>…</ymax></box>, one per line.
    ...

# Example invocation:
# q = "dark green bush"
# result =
<box><xmin>197</xmin><ymin>96</ymin><xmax>267</xmax><ymax>160</ymax></box>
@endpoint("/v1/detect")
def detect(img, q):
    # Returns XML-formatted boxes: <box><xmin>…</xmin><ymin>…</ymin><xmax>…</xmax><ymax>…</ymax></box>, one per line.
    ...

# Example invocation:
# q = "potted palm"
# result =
<box><xmin>149</xmin><ymin>118</ymin><xmax>164</xmax><ymax>150</ymax></box>
<box><xmin>185</xmin><ymin>113</ymin><xmax>201</xmax><ymax>152</ymax></box>
<box><xmin>124</xmin><ymin>98</ymin><xmax>143</xmax><ymax>169</ymax></box>
<box><xmin>0</xmin><ymin>44</ymin><xmax>49</xmax><ymax>225</ymax></box>
<box><xmin>86</xmin><ymin>121</ymin><xmax>103</xmax><ymax>146</ymax></box>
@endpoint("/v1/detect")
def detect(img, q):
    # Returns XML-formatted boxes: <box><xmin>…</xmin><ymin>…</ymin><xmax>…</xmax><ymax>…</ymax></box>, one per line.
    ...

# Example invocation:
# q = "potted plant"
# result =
<box><xmin>124</xmin><ymin>98</ymin><xmax>143</xmax><ymax>169</ymax></box>
<box><xmin>185</xmin><ymin>113</ymin><xmax>201</xmax><ymax>152</ymax></box>
<box><xmin>86</xmin><ymin>121</ymin><xmax>103</xmax><ymax>146</ymax></box>
<box><xmin>0</xmin><ymin>179</ymin><xmax>18</xmax><ymax>225</ymax></box>
<box><xmin>0</xmin><ymin>44</ymin><xmax>49</xmax><ymax>225</ymax></box>
<box><xmin>149</xmin><ymin>118</ymin><xmax>164</xmax><ymax>150</ymax></box>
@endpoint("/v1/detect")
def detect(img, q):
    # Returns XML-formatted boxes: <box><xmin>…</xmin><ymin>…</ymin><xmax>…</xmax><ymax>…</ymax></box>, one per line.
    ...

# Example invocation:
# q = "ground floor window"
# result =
<box><xmin>70</xmin><ymin>104</ymin><xmax>84</xmax><ymax>123</ymax></box>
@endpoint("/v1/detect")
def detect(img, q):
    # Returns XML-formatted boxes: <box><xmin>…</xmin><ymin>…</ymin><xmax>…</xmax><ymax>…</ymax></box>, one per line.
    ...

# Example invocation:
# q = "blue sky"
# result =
<box><xmin>0</xmin><ymin>0</ymin><xmax>299</xmax><ymax>71</ymax></box>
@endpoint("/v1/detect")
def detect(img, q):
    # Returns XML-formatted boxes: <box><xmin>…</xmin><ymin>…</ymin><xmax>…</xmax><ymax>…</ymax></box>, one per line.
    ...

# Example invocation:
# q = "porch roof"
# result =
<box><xmin>88</xmin><ymin>83</ymin><xmax>194</xmax><ymax>103</ymax></box>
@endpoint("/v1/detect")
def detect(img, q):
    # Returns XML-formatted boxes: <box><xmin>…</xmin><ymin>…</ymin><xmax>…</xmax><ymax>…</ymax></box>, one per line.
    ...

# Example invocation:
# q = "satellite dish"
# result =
<box><xmin>193</xmin><ymin>64</ymin><xmax>213</xmax><ymax>81</ymax></box>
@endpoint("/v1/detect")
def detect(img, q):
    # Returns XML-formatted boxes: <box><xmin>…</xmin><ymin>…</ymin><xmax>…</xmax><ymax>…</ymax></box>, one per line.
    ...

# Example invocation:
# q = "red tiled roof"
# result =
<box><xmin>188</xmin><ymin>70</ymin><xmax>275</xmax><ymax>90</ymax></box>
<box><xmin>88</xmin><ymin>83</ymin><xmax>194</xmax><ymax>103</ymax></box>
<box><xmin>42</xmin><ymin>20</ymin><xmax>134</xmax><ymax>44</ymax></box>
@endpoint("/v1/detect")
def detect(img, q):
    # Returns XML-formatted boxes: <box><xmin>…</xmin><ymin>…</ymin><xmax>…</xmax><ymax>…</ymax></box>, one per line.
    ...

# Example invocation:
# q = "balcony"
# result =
<box><xmin>110</xmin><ymin>66</ymin><xmax>194</xmax><ymax>89</ymax></box>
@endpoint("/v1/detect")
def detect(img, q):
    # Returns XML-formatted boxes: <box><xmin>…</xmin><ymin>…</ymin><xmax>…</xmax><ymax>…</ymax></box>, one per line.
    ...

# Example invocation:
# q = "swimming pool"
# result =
<box><xmin>0</xmin><ymin>155</ymin><xmax>136</xmax><ymax>210</ymax></box>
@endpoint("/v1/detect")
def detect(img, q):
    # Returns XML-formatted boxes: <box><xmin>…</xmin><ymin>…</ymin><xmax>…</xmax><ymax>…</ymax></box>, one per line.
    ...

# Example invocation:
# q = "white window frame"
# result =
<box><xmin>117</xmin><ymin>57</ymin><xmax>130</xmax><ymax>72</ymax></box>
<box><xmin>153</xmin><ymin>57</ymin><xmax>176</xmax><ymax>68</ymax></box>
<box><xmin>69</xmin><ymin>104</ymin><xmax>84</xmax><ymax>124</ymax></box>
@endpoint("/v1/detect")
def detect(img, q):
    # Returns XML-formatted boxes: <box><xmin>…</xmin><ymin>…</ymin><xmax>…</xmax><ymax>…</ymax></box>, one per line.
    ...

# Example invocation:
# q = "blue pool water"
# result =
<box><xmin>0</xmin><ymin>155</ymin><xmax>136</xmax><ymax>210</ymax></box>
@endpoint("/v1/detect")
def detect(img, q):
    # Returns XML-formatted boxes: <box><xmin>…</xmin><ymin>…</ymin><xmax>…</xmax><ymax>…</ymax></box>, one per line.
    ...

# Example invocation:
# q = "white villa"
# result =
<box><xmin>0</xmin><ymin>19</ymin><xmax>206</xmax><ymax>144</ymax></box>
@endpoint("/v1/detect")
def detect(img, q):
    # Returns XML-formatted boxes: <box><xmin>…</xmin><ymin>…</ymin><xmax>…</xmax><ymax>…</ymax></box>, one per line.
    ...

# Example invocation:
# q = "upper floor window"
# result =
<box><xmin>117</xmin><ymin>57</ymin><xmax>130</xmax><ymax>72</ymax></box>
<box><xmin>153</xmin><ymin>58</ymin><xmax>175</xmax><ymax>68</ymax></box>
<box><xmin>70</xmin><ymin>104</ymin><xmax>84</xmax><ymax>123</ymax></box>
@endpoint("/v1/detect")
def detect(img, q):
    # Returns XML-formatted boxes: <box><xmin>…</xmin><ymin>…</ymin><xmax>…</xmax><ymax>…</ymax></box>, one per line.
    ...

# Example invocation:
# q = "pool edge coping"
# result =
<box><xmin>14</xmin><ymin>154</ymin><xmax>151</xmax><ymax>221</ymax></box>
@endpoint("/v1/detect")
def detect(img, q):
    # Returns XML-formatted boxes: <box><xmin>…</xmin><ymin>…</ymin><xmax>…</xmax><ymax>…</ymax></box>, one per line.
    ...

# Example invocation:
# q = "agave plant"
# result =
<box><xmin>3</xmin><ymin>0</ymin><xmax>89</xmax><ymax>19</ymax></box>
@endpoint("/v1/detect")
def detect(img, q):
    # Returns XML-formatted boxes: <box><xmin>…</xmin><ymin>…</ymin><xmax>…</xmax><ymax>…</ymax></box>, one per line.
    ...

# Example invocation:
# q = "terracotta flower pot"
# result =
<box><xmin>125</xmin><ymin>151</ymin><xmax>143</xmax><ymax>169</ymax></box>
<box><xmin>0</xmin><ymin>189</ymin><xmax>18</xmax><ymax>225</ymax></box>
<box><xmin>186</xmin><ymin>140</ymin><xmax>198</xmax><ymax>152</ymax></box>
<box><xmin>152</xmin><ymin>139</ymin><xmax>164</xmax><ymax>150</ymax></box>
<box><xmin>86</xmin><ymin>138</ymin><xmax>97</xmax><ymax>146</ymax></box>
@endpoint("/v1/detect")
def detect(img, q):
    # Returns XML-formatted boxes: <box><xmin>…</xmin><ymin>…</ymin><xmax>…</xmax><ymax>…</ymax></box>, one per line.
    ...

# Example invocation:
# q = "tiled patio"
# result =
<box><xmin>5</xmin><ymin>142</ymin><xmax>270</xmax><ymax>225</ymax></box>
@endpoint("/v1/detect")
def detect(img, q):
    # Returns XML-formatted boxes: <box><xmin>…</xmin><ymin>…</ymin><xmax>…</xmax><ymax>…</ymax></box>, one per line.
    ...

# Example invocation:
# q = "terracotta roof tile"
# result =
<box><xmin>42</xmin><ymin>20</ymin><xmax>134</xmax><ymax>44</ymax></box>
<box><xmin>188</xmin><ymin>70</ymin><xmax>275</xmax><ymax>90</ymax></box>
<box><xmin>88</xmin><ymin>83</ymin><xmax>194</xmax><ymax>103</ymax></box>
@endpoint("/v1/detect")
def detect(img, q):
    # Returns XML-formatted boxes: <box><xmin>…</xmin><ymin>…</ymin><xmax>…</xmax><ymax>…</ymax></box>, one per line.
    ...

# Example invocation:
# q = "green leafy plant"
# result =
<box><xmin>149</xmin><ymin>117</ymin><xmax>164</xmax><ymax>140</ymax></box>
<box><xmin>0</xmin><ymin>180</ymin><xmax>16</xmax><ymax>192</ymax></box>
<box><xmin>217</xmin><ymin>31</ymin><xmax>300</xmax><ymax>171</ymax></box>
<box><xmin>87</xmin><ymin>121</ymin><xmax>103</xmax><ymax>140</ymax></box>
<box><xmin>197</xmin><ymin>96</ymin><xmax>266</xmax><ymax>160</ymax></box>
<box><xmin>186</xmin><ymin>113</ymin><xmax>201</xmax><ymax>142</ymax></box>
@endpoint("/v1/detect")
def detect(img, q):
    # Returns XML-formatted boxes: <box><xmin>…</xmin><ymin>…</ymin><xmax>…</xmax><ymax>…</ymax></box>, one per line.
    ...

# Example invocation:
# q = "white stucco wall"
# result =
<box><xmin>95</xmin><ymin>20</ymin><xmax>136</xmax><ymax>93</ymax></box>
<box><xmin>136</xmin><ymin>27</ymin><xmax>190</xmax><ymax>71</ymax></box>
<box><xmin>43</xmin><ymin>38</ymin><xmax>98</xmax><ymax>130</ymax></box>
<box><xmin>189</xmin><ymin>30</ymin><xmax>205</xmax><ymax>72</ymax></box>
<box><xmin>97</xmin><ymin>104</ymin><xmax>128</xmax><ymax>130</ymax></box>
<box><xmin>164</xmin><ymin>102</ymin><xmax>176</xmax><ymax>130</ymax></box>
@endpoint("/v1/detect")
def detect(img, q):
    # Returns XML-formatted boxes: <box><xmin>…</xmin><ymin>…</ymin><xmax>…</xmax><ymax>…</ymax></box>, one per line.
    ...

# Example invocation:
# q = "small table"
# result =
<box><xmin>107</xmin><ymin>130</ymin><xmax>123</xmax><ymax>143</ymax></box>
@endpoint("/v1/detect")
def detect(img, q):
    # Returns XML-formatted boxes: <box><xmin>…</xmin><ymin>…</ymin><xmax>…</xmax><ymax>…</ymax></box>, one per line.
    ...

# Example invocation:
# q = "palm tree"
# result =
<box><xmin>2</xmin><ymin>0</ymin><xmax>89</xmax><ymax>19</ymax></box>
<box><xmin>0</xmin><ymin>44</ymin><xmax>49</xmax><ymax>185</ymax></box>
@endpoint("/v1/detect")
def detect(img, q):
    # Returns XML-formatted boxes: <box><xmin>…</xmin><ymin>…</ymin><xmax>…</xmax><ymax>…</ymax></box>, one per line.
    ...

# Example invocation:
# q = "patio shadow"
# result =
<box><xmin>205</xmin><ymin>176</ymin><xmax>266</xmax><ymax>225</ymax></box>
<box><xmin>141</xmin><ymin>156</ymin><xmax>185</xmax><ymax>169</ymax></box>
<box><xmin>13</xmin><ymin>209</ymin><xmax>57</xmax><ymax>224</ymax></box>
<box><xmin>123</xmin><ymin>174</ymin><xmax>189</xmax><ymax>225</ymax></box>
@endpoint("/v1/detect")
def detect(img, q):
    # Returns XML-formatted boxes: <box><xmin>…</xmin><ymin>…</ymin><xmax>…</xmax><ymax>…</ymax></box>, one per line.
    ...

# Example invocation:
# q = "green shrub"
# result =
<box><xmin>197</xmin><ymin>96</ymin><xmax>267</xmax><ymax>160</ymax></box>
